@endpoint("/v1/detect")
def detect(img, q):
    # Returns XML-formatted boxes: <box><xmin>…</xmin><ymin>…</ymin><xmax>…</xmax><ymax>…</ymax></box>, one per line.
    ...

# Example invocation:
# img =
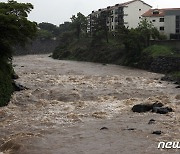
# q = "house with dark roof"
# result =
<box><xmin>142</xmin><ymin>8</ymin><xmax>180</xmax><ymax>39</ymax></box>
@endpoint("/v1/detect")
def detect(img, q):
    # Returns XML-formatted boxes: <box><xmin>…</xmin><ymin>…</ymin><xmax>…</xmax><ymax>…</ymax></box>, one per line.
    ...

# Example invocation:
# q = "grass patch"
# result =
<box><xmin>143</xmin><ymin>45</ymin><xmax>175</xmax><ymax>57</ymax></box>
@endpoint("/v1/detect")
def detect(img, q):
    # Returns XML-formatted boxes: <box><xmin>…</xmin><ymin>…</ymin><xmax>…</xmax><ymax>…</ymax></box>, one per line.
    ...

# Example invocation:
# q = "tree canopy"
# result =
<box><xmin>91</xmin><ymin>10</ymin><xmax>111</xmax><ymax>43</ymax></box>
<box><xmin>0</xmin><ymin>0</ymin><xmax>37</xmax><ymax>106</ymax></box>
<box><xmin>0</xmin><ymin>0</ymin><xmax>37</xmax><ymax>59</ymax></box>
<box><xmin>71</xmin><ymin>12</ymin><xmax>87</xmax><ymax>39</ymax></box>
<box><xmin>38</xmin><ymin>22</ymin><xmax>59</xmax><ymax>36</ymax></box>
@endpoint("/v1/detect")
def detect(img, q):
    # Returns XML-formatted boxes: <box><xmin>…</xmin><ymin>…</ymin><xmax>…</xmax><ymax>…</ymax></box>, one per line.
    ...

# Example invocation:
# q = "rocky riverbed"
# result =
<box><xmin>0</xmin><ymin>54</ymin><xmax>179</xmax><ymax>154</ymax></box>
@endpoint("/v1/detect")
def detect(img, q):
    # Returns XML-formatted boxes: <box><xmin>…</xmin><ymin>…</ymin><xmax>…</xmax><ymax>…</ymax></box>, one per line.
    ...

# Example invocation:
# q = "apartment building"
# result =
<box><xmin>142</xmin><ymin>8</ymin><xmax>180</xmax><ymax>39</ymax></box>
<box><xmin>88</xmin><ymin>0</ymin><xmax>152</xmax><ymax>33</ymax></box>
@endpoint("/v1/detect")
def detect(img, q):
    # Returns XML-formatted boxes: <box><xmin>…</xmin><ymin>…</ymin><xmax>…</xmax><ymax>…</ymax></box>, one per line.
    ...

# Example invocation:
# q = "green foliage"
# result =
<box><xmin>37</xmin><ymin>29</ymin><xmax>53</xmax><ymax>40</ymax></box>
<box><xmin>0</xmin><ymin>0</ymin><xmax>37</xmax><ymax>106</ymax></box>
<box><xmin>59</xmin><ymin>22</ymin><xmax>72</xmax><ymax>34</ymax></box>
<box><xmin>91</xmin><ymin>11</ymin><xmax>111</xmax><ymax>43</ymax></box>
<box><xmin>0</xmin><ymin>0</ymin><xmax>37</xmax><ymax>43</ymax></box>
<box><xmin>122</xmin><ymin>28</ymin><xmax>145</xmax><ymax>65</ymax></box>
<box><xmin>114</xmin><ymin>19</ymin><xmax>164</xmax><ymax>65</ymax></box>
<box><xmin>137</xmin><ymin>19</ymin><xmax>155</xmax><ymax>47</ymax></box>
<box><xmin>38</xmin><ymin>22</ymin><xmax>59</xmax><ymax>36</ymax></box>
<box><xmin>71</xmin><ymin>12</ymin><xmax>88</xmax><ymax>39</ymax></box>
<box><xmin>0</xmin><ymin>59</ymin><xmax>13</xmax><ymax>107</ymax></box>
<box><xmin>0</xmin><ymin>0</ymin><xmax>37</xmax><ymax>59</ymax></box>
<box><xmin>53</xmin><ymin>12</ymin><xmax>178</xmax><ymax>74</ymax></box>
<box><xmin>143</xmin><ymin>45</ymin><xmax>174</xmax><ymax>57</ymax></box>
<box><xmin>53</xmin><ymin>37</ymin><xmax>125</xmax><ymax>65</ymax></box>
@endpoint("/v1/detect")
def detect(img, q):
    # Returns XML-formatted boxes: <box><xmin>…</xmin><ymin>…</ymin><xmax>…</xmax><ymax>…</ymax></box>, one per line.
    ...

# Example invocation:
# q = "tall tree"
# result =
<box><xmin>0</xmin><ymin>0</ymin><xmax>37</xmax><ymax>106</ymax></box>
<box><xmin>71</xmin><ymin>12</ymin><xmax>87</xmax><ymax>39</ymax></box>
<box><xmin>38</xmin><ymin>22</ymin><xmax>59</xmax><ymax>36</ymax></box>
<box><xmin>91</xmin><ymin>10</ymin><xmax>111</xmax><ymax>43</ymax></box>
<box><xmin>137</xmin><ymin>19</ymin><xmax>157</xmax><ymax>47</ymax></box>
<box><xmin>0</xmin><ymin>0</ymin><xmax>37</xmax><ymax>59</ymax></box>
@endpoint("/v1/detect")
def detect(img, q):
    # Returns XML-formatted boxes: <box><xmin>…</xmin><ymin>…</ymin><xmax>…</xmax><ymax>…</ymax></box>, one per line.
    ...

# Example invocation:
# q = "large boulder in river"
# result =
<box><xmin>152</xmin><ymin>107</ymin><xmax>173</xmax><ymax>114</ymax></box>
<box><xmin>132</xmin><ymin>102</ymin><xmax>173</xmax><ymax>114</ymax></box>
<box><xmin>132</xmin><ymin>104</ymin><xmax>153</xmax><ymax>113</ymax></box>
<box><xmin>132</xmin><ymin>102</ymin><xmax>163</xmax><ymax>113</ymax></box>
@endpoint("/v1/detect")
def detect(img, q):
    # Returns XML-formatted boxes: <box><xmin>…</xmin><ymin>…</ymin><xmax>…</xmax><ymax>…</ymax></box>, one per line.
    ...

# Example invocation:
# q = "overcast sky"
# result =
<box><xmin>1</xmin><ymin>0</ymin><xmax>180</xmax><ymax>25</ymax></box>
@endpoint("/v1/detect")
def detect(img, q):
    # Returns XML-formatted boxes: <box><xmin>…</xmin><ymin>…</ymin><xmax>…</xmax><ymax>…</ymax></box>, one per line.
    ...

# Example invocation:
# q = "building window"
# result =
<box><xmin>112</xmin><ymin>26</ymin><xmax>114</xmax><ymax>30</ymax></box>
<box><xmin>160</xmin><ymin>27</ymin><xmax>164</xmax><ymax>31</ymax></box>
<box><xmin>176</xmin><ymin>16</ymin><xmax>180</xmax><ymax>34</ymax></box>
<box><xmin>153</xmin><ymin>10</ymin><xmax>159</xmax><ymax>15</ymax></box>
<box><xmin>159</xmin><ymin>18</ymin><xmax>164</xmax><ymax>22</ymax></box>
<box><xmin>118</xmin><ymin>7</ymin><xmax>123</xmax><ymax>14</ymax></box>
<box><xmin>152</xmin><ymin>19</ymin><xmax>156</xmax><ymax>22</ymax></box>
<box><xmin>176</xmin><ymin>21</ymin><xmax>179</xmax><ymax>28</ymax></box>
<box><xmin>139</xmin><ymin>9</ymin><xmax>141</xmax><ymax>11</ymax></box>
<box><xmin>112</xmin><ymin>17</ymin><xmax>114</xmax><ymax>22</ymax></box>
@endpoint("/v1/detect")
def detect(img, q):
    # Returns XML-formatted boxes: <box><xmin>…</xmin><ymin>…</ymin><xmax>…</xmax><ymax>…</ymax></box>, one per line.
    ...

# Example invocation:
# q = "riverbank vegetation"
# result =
<box><xmin>52</xmin><ymin>12</ymin><xmax>180</xmax><ymax>84</ymax></box>
<box><xmin>0</xmin><ymin>0</ymin><xmax>37</xmax><ymax>106</ymax></box>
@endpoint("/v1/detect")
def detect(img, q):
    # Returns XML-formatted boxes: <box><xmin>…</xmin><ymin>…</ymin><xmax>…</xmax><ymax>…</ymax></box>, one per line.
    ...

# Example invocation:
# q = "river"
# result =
<box><xmin>0</xmin><ymin>54</ymin><xmax>179</xmax><ymax>154</ymax></box>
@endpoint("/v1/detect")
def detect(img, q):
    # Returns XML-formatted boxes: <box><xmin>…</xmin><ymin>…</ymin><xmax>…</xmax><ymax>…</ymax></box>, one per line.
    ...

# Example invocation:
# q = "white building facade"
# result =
<box><xmin>142</xmin><ymin>9</ymin><xmax>180</xmax><ymax>39</ymax></box>
<box><xmin>89</xmin><ymin>0</ymin><xmax>152</xmax><ymax>32</ymax></box>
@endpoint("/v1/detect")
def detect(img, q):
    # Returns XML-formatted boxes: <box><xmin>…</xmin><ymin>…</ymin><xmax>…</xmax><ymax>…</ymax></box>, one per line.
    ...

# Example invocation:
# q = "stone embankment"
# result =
<box><xmin>150</xmin><ymin>56</ymin><xmax>180</xmax><ymax>73</ymax></box>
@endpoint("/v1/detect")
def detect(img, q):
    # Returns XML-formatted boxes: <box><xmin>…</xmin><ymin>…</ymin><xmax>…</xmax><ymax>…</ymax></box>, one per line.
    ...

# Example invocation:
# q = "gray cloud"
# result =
<box><xmin>1</xmin><ymin>0</ymin><xmax>180</xmax><ymax>25</ymax></box>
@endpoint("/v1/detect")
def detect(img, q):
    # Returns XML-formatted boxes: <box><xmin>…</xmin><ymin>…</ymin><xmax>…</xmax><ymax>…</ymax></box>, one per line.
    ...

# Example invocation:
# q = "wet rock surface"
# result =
<box><xmin>132</xmin><ymin>102</ymin><xmax>173</xmax><ymax>114</ymax></box>
<box><xmin>12</xmin><ymin>81</ymin><xmax>28</xmax><ymax>91</ymax></box>
<box><xmin>0</xmin><ymin>54</ymin><xmax>179</xmax><ymax>154</ymax></box>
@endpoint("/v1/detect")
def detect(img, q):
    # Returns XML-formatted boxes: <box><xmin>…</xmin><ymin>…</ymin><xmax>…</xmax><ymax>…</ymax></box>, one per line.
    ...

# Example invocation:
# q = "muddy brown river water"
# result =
<box><xmin>0</xmin><ymin>54</ymin><xmax>179</xmax><ymax>154</ymax></box>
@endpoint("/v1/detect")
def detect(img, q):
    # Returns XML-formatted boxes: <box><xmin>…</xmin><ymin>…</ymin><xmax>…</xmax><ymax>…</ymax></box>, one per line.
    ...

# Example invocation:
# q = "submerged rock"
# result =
<box><xmin>12</xmin><ymin>81</ymin><xmax>28</xmax><ymax>91</ymax></box>
<box><xmin>148</xmin><ymin>119</ymin><xmax>156</xmax><ymax>124</ymax></box>
<box><xmin>152</xmin><ymin>131</ymin><xmax>162</xmax><ymax>135</ymax></box>
<box><xmin>100</xmin><ymin>127</ymin><xmax>108</xmax><ymax>130</ymax></box>
<box><xmin>175</xmin><ymin>85</ymin><xmax>180</xmax><ymax>88</ymax></box>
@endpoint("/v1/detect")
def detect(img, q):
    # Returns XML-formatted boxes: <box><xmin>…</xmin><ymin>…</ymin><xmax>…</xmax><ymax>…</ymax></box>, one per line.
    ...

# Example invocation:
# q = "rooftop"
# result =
<box><xmin>142</xmin><ymin>8</ymin><xmax>180</xmax><ymax>17</ymax></box>
<box><xmin>92</xmin><ymin>0</ymin><xmax>152</xmax><ymax>14</ymax></box>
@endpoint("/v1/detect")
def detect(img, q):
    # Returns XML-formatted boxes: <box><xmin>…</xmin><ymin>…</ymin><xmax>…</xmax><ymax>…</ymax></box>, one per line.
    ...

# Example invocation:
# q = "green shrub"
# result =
<box><xmin>52</xmin><ymin>37</ymin><xmax>125</xmax><ymax>65</ymax></box>
<box><xmin>0</xmin><ymin>60</ymin><xmax>13</xmax><ymax>107</ymax></box>
<box><xmin>143</xmin><ymin>45</ymin><xmax>174</xmax><ymax>57</ymax></box>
